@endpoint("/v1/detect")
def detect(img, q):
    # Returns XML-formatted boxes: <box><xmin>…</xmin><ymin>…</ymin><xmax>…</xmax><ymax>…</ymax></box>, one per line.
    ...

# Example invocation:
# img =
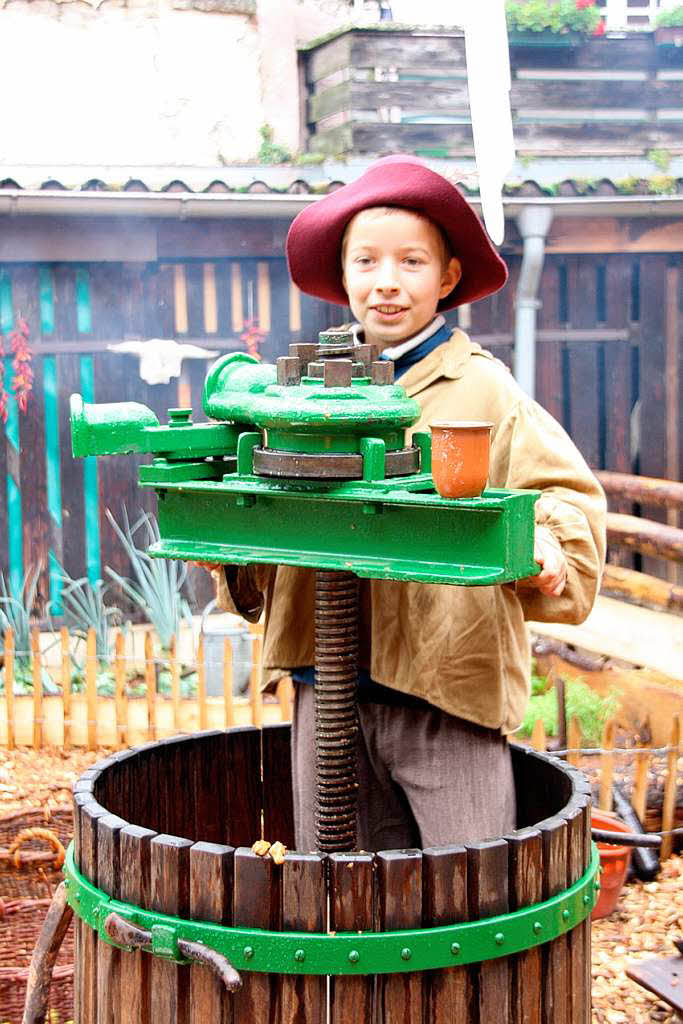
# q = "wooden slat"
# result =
<box><xmin>225</xmin><ymin>727</ymin><xmax>263</xmax><ymax>847</ymax></box>
<box><xmin>506</xmin><ymin>828</ymin><xmax>543</xmax><ymax>1024</ymax></box>
<box><xmin>250</xmin><ymin>632</ymin><xmax>263</xmax><ymax>728</ymax></box>
<box><xmin>145</xmin><ymin>630</ymin><xmax>156</xmax><ymax>742</ymax></box>
<box><xmin>536</xmin><ymin>259</ymin><xmax>564</xmax><ymax>422</ymax></box>
<box><xmin>599</xmin><ymin>719</ymin><xmax>616</xmax><ymax>811</ymax></box>
<box><xmin>190</xmin><ymin>730</ymin><xmax>227</xmax><ymax>844</ymax></box>
<box><xmin>531</xmin><ymin>718</ymin><xmax>547</xmax><ymax>752</ymax></box>
<box><xmin>189</xmin><ymin>841</ymin><xmax>235</xmax><ymax>1024</ymax></box>
<box><xmin>661</xmin><ymin>714</ymin><xmax>681</xmax><ymax>861</ymax></box>
<box><xmin>567</xmin><ymin>256</ymin><xmax>601</xmax><ymax>469</ymax></box>
<box><xmin>262</xmin><ymin>723</ymin><xmax>296</xmax><ymax>851</ymax></box>
<box><xmin>114</xmin><ymin>630</ymin><xmax>127</xmax><ymax>748</ymax></box>
<box><xmin>567</xmin><ymin>716</ymin><xmax>582</xmax><ymax>768</ymax></box>
<box><xmin>197</xmin><ymin>634</ymin><xmax>208</xmax><ymax>730</ymax></box>
<box><xmin>169</xmin><ymin>633</ymin><xmax>181</xmax><ymax>734</ymax></box>
<box><xmin>468</xmin><ymin>840</ymin><xmax>509</xmax><ymax>1023</ymax></box>
<box><xmin>223</xmin><ymin>635</ymin><xmax>234</xmax><ymax>727</ymax></box>
<box><xmin>632</xmin><ymin>736</ymin><xmax>652</xmax><ymax>823</ymax></box>
<box><xmin>61</xmin><ymin>625</ymin><xmax>71</xmax><ymax>749</ymax></box>
<box><xmin>233</xmin><ymin>849</ymin><xmax>281</xmax><ymax>1023</ymax></box>
<box><xmin>329</xmin><ymin>851</ymin><xmax>374</xmax><ymax>1023</ymax></box>
<box><xmin>422</xmin><ymin>845</ymin><xmax>469</xmax><ymax>1022</ymax></box>
<box><xmin>279</xmin><ymin>852</ymin><xmax>327</xmax><ymax>1023</ymax></box>
<box><xmin>86</xmin><ymin>626</ymin><xmax>97</xmax><ymax>750</ymax></box>
<box><xmin>4</xmin><ymin>627</ymin><xmax>14</xmax><ymax>748</ymax></box>
<box><xmin>150</xmin><ymin>834</ymin><xmax>193</xmax><ymax>1020</ymax></box>
<box><xmin>540</xmin><ymin>817</ymin><xmax>569</xmax><ymax>1024</ymax></box>
<box><xmin>376</xmin><ymin>849</ymin><xmax>423</xmax><ymax>1024</ymax></box>
<box><xmin>79</xmin><ymin>799</ymin><xmax>108</xmax><ymax>1024</ymax></box>
<box><xmin>31</xmin><ymin>626</ymin><xmax>42</xmax><ymax>749</ymax></box>
<box><xmin>97</xmin><ymin>812</ymin><xmax>127</xmax><ymax>1024</ymax></box>
<box><xmin>120</xmin><ymin>824</ymin><xmax>157</xmax><ymax>1024</ymax></box>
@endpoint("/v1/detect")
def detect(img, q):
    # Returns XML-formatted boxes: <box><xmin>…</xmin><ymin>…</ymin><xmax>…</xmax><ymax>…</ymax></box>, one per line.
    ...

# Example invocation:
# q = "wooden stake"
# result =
<box><xmin>169</xmin><ymin>634</ymin><xmax>181</xmax><ymax>733</ymax></box>
<box><xmin>222</xmin><ymin>636</ymin><xmax>234</xmax><ymax>728</ymax></box>
<box><xmin>145</xmin><ymin>630</ymin><xmax>156</xmax><ymax>742</ymax></box>
<box><xmin>599</xmin><ymin>719</ymin><xmax>616</xmax><ymax>811</ymax></box>
<box><xmin>114</xmin><ymin>631</ymin><xmax>127</xmax><ymax>748</ymax></box>
<box><xmin>567</xmin><ymin>715</ymin><xmax>582</xmax><ymax>768</ymax></box>
<box><xmin>530</xmin><ymin>718</ymin><xmax>546</xmax><ymax>752</ymax></box>
<box><xmin>61</xmin><ymin>626</ymin><xmax>71</xmax><ymax>750</ymax></box>
<box><xmin>32</xmin><ymin>627</ymin><xmax>43</xmax><ymax>750</ymax></box>
<box><xmin>86</xmin><ymin>628</ymin><xmax>97</xmax><ymax>751</ymax></box>
<box><xmin>5</xmin><ymin>628</ymin><xmax>15</xmax><ymax>749</ymax></box>
<box><xmin>249</xmin><ymin>633</ymin><xmax>262</xmax><ymax>729</ymax></box>
<box><xmin>197</xmin><ymin>635</ymin><xmax>207</xmax><ymax>731</ymax></box>
<box><xmin>277</xmin><ymin>676</ymin><xmax>293</xmax><ymax>724</ymax></box>
<box><xmin>632</xmin><ymin>729</ymin><xmax>652</xmax><ymax>824</ymax></box>
<box><xmin>661</xmin><ymin>714</ymin><xmax>681</xmax><ymax>861</ymax></box>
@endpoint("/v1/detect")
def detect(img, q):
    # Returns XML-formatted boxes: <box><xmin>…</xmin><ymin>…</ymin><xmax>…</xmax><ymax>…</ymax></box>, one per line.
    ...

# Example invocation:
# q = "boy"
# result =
<box><xmin>213</xmin><ymin>155</ymin><xmax>606</xmax><ymax>851</ymax></box>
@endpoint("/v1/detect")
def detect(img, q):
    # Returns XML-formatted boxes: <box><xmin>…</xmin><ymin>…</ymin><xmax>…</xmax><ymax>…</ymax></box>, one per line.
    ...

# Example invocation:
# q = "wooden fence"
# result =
<box><xmin>1</xmin><ymin>625</ymin><xmax>680</xmax><ymax>859</ymax></box>
<box><xmin>0</xmin><ymin>625</ymin><xmax>293</xmax><ymax>751</ymax></box>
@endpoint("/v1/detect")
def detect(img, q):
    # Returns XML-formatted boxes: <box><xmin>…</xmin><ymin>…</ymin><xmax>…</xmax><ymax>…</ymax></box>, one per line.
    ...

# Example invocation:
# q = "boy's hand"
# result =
<box><xmin>517</xmin><ymin>526</ymin><xmax>567</xmax><ymax>597</ymax></box>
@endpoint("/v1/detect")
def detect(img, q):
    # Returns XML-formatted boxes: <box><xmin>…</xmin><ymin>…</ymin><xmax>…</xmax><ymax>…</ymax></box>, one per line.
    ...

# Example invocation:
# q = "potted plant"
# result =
<box><xmin>655</xmin><ymin>6</ymin><xmax>683</xmax><ymax>63</ymax></box>
<box><xmin>506</xmin><ymin>0</ymin><xmax>603</xmax><ymax>49</ymax></box>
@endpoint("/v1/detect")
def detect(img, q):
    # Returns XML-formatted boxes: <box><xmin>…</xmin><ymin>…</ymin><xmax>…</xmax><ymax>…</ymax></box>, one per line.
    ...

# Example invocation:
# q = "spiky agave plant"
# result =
<box><xmin>105</xmin><ymin>507</ymin><xmax>192</xmax><ymax>652</ymax></box>
<box><xmin>0</xmin><ymin>565</ymin><xmax>58</xmax><ymax>694</ymax></box>
<box><xmin>49</xmin><ymin>568</ymin><xmax>122</xmax><ymax>694</ymax></box>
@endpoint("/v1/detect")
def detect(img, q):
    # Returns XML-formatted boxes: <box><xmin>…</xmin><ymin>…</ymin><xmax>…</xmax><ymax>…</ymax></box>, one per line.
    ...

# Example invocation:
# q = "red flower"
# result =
<box><xmin>592</xmin><ymin>19</ymin><xmax>605</xmax><ymax>35</ymax></box>
<box><xmin>576</xmin><ymin>0</ymin><xmax>594</xmax><ymax>8</ymax></box>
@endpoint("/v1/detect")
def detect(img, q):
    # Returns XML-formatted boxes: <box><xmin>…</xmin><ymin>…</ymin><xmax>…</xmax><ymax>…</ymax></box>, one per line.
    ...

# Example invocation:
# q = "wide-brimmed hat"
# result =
<box><xmin>286</xmin><ymin>155</ymin><xmax>508</xmax><ymax>311</ymax></box>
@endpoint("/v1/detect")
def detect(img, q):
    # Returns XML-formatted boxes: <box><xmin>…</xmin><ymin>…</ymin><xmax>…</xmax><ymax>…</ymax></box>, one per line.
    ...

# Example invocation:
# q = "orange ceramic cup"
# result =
<box><xmin>430</xmin><ymin>421</ymin><xmax>493</xmax><ymax>499</ymax></box>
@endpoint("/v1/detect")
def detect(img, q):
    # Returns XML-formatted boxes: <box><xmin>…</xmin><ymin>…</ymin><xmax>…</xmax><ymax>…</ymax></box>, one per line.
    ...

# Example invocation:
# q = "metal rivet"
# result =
<box><xmin>243</xmin><ymin>946</ymin><xmax>254</xmax><ymax>960</ymax></box>
<box><xmin>401</xmin><ymin>948</ymin><xmax>412</xmax><ymax>961</ymax></box>
<box><xmin>594</xmin><ymin>880</ymin><xmax>601</xmax><ymax>891</ymax></box>
<box><xmin>584</xmin><ymin>894</ymin><xmax>591</xmax><ymax>906</ymax></box>
<box><xmin>562</xmin><ymin>909</ymin><xmax>570</xmax><ymax>922</ymax></box>
<box><xmin>93</xmin><ymin>908</ymin><xmax>99</xmax><ymax>919</ymax></box>
<box><xmin>495</xmin><ymin>932</ymin><xmax>505</xmax><ymax>946</ymax></box>
<box><xmin>348</xmin><ymin>950</ymin><xmax>360</xmax><ymax>964</ymax></box>
<box><xmin>294</xmin><ymin>949</ymin><xmax>305</xmax><ymax>963</ymax></box>
<box><xmin>450</xmin><ymin>942</ymin><xmax>461</xmax><ymax>956</ymax></box>
<box><xmin>533</xmin><ymin>921</ymin><xmax>542</xmax><ymax>935</ymax></box>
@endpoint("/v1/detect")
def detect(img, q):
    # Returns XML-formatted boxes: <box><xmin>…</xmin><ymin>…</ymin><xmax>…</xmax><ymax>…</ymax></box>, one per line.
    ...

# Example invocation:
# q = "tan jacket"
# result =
<box><xmin>216</xmin><ymin>330</ymin><xmax>607</xmax><ymax>734</ymax></box>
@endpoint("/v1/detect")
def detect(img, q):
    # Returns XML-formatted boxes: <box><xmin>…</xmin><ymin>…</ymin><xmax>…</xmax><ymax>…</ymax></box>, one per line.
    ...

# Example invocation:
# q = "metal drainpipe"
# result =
<box><xmin>513</xmin><ymin>206</ymin><xmax>553</xmax><ymax>398</ymax></box>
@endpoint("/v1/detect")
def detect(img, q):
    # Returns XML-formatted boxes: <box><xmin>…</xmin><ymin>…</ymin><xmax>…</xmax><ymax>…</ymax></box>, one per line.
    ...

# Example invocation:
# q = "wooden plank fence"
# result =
<box><xmin>0</xmin><ymin>625</ymin><xmax>292</xmax><ymax>750</ymax></box>
<box><xmin>1</xmin><ymin>625</ymin><xmax>680</xmax><ymax>858</ymax></box>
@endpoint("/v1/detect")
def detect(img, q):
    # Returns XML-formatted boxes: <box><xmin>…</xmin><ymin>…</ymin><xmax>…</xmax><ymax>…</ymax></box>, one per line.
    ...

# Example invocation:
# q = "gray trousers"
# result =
<box><xmin>292</xmin><ymin>682</ymin><xmax>516</xmax><ymax>852</ymax></box>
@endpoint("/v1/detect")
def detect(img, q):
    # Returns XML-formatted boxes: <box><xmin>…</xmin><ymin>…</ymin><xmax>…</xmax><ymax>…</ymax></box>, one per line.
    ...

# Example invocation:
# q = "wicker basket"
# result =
<box><xmin>0</xmin><ymin>808</ymin><xmax>74</xmax><ymax>1022</ymax></box>
<box><xmin>0</xmin><ymin>807</ymin><xmax>72</xmax><ymax>900</ymax></box>
<box><xmin>0</xmin><ymin>896</ymin><xmax>74</xmax><ymax>1024</ymax></box>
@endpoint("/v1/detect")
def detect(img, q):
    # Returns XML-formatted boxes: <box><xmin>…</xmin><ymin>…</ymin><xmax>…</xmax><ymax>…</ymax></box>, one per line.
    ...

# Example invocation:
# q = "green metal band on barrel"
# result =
<box><xmin>64</xmin><ymin>842</ymin><xmax>600</xmax><ymax>976</ymax></box>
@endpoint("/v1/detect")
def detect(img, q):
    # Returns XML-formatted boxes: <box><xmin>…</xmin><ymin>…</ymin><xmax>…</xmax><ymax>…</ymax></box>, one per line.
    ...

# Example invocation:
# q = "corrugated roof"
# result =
<box><xmin>2</xmin><ymin>174</ymin><xmax>683</xmax><ymax>197</ymax></box>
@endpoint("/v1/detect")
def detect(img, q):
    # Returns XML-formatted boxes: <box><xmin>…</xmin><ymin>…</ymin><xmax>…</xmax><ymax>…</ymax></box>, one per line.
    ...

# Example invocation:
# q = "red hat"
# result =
<box><xmin>286</xmin><ymin>155</ymin><xmax>508</xmax><ymax>312</ymax></box>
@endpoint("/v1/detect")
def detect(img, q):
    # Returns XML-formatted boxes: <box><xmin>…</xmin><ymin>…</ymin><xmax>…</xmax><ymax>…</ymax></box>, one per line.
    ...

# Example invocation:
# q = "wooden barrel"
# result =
<box><xmin>71</xmin><ymin>725</ymin><xmax>593</xmax><ymax>1023</ymax></box>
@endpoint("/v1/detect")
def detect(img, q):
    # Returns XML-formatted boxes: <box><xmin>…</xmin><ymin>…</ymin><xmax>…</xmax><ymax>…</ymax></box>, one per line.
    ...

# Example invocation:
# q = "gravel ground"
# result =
<box><xmin>1</xmin><ymin>746</ymin><xmax>682</xmax><ymax>1021</ymax></box>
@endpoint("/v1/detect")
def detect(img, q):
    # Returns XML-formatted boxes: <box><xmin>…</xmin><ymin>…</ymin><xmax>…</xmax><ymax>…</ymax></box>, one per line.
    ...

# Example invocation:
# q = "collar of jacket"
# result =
<box><xmin>398</xmin><ymin>327</ymin><xmax>480</xmax><ymax>397</ymax></box>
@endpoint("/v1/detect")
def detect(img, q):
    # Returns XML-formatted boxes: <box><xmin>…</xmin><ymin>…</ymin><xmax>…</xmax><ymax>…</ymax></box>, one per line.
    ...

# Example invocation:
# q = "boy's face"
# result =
<box><xmin>342</xmin><ymin>208</ymin><xmax>461</xmax><ymax>349</ymax></box>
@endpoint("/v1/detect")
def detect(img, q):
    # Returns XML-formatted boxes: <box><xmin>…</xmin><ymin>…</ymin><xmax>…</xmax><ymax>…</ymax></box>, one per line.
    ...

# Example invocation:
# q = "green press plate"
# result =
<box><xmin>145</xmin><ymin>471</ymin><xmax>539</xmax><ymax>586</ymax></box>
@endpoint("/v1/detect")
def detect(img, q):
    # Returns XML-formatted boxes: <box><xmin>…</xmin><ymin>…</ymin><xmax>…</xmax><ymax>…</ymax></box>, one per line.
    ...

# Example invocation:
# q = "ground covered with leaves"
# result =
<box><xmin>1</xmin><ymin>747</ymin><xmax>682</xmax><ymax>1021</ymax></box>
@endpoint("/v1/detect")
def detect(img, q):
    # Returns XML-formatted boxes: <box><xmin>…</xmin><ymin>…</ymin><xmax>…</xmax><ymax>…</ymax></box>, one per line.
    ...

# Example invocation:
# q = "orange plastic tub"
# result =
<box><xmin>591</xmin><ymin>809</ymin><xmax>634</xmax><ymax>920</ymax></box>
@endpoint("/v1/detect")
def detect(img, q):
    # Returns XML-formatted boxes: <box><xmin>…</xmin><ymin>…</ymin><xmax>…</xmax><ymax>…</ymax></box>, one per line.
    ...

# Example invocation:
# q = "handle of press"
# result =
<box><xmin>103</xmin><ymin>912</ymin><xmax>242</xmax><ymax>992</ymax></box>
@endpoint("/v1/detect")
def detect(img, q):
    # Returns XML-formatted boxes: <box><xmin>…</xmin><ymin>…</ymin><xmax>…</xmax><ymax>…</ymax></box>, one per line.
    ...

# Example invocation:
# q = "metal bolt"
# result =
<box><xmin>450</xmin><ymin>942</ymin><xmax>461</xmax><ymax>956</ymax></box>
<box><xmin>371</xmin><ymin>360</ymin><xmax>393</xmax><ymax>385</ymax></box>
<box><xmin>294</xmin><ymin>949</ymin><xmax>305</xmax><ymax>963</ymax></box>
<box><xmin>583</xmin><ymin>894</ymin><xmax>591</xmax><ymax>906</ymax></box>
<box><xmin>168</xmin><ymin>408</ymin><xmax>192</xmax><ymax>427</ymax></box>
<box><xmin>348</xmin><ymin>950</ymin><xmax>360</xmax><ymax>964</ymax></box>
<box><xmin>494</xmin><ymin>932</ymin><xmax>505</xmax><ymax>946</ymax></box>
<box><xmin>289</xmin><ymin>343</ymin><xmax>317</xmax><ymax>370</ymax></box>
<box><xmin>243</xmin><ymin>946</ymin><xmax>254</xmax><ymax>960</ymax></box>
<box><xmin>401</xmin><ymin>948</ymin><xmax>412</xmax><ymax>961</ymax></box>
<box><xmin>323</xmin><ymin>359</ymin><xmax>353</xmax><ymax>388</ymax></box>
<box><xmin>533</xmin><ymin>922</ymin><xmax>542</xmax><ymax>935</ymax></box>
<box><xmin>276</xmin><ymin>356</ymin><xmax>302</xmax><ymax>387</ymax></box>
<box><xmin>562</xmin><ymin>909</ymin><xmax>570</xmax><ymax>922</ymax></box>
